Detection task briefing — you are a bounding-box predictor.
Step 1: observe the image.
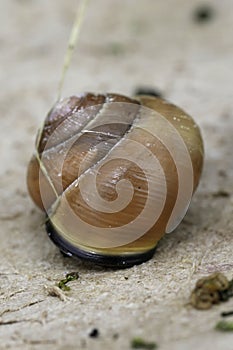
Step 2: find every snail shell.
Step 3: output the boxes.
[27,93,204,267]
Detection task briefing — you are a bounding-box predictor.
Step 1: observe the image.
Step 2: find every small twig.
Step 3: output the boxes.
[35,0,89,153]
[57,0,89,100]
[47,286,67,302]
[212,190,230,198]
[0,289,25,300]
[0,319,41,326]
[23,339,57,345]
[0,299,45,317]
[221,310,233,317]
[0,212,23,220]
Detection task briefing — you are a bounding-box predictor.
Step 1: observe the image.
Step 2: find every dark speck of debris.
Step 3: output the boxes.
[89,328,99,338]
[219,279,233,301]
[218,170,227,178]
[212,190,230,198]
[221,310,233,317]
[134,87,163,98]
[193,5,215,23]
[131,337,157,349]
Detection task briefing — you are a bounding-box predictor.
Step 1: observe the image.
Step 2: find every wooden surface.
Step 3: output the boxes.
[0,0,233,349]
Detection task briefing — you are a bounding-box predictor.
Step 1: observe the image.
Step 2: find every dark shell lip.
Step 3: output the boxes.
[45,220,156,268]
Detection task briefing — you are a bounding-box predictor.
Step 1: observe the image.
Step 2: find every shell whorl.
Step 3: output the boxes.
[27,93,204,254]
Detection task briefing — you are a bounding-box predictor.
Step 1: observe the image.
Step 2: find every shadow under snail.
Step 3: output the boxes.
[27,93,204,267]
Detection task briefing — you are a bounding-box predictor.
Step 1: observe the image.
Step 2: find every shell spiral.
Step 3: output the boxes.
[27,93,204,265]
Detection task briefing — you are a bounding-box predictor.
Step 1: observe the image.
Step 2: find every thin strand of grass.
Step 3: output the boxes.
[57,0,89,101]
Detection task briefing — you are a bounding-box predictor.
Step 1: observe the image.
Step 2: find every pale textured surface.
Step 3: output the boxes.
[0,0,233,349]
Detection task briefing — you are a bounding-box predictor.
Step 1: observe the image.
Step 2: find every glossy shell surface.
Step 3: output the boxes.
[27,93,204,266]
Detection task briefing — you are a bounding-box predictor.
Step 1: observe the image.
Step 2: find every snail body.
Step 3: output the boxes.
[27,93,204,267]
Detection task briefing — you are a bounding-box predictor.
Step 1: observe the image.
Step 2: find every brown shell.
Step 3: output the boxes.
[27,93,204,262]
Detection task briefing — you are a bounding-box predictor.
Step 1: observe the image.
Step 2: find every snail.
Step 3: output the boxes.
[27,92,204,267]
